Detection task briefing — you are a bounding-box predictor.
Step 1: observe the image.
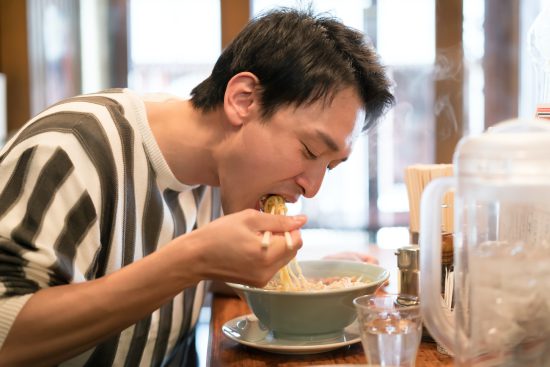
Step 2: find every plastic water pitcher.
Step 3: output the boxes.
[419,119,550,366]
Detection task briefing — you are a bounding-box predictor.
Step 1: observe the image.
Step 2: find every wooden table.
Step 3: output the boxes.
[205,241,454,366]
[207,295,453,366]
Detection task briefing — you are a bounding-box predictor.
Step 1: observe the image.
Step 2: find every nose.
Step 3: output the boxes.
[295,163,327,198]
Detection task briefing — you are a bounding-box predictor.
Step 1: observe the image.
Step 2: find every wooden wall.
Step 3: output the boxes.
[0,0,31,133]
[484,0,519,128]
[435,0,464,164]
[221,0,250,48]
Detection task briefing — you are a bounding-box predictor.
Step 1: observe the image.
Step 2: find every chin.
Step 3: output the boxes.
[220,200,249,215]
[220,190,262,213]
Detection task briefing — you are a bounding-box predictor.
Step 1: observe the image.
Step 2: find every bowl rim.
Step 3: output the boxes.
[226,259,390,296]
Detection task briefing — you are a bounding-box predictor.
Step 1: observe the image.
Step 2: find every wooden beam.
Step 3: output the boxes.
[0,0,30,133]
[435,0,464,164]
[484,0,519,128]
[220,0,250,49]
[108,0,128,87]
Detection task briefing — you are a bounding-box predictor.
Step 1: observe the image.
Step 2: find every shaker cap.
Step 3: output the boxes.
[395,244,420,270]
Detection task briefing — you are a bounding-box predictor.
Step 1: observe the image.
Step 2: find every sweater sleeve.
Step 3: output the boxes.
[0,142,101,348]
[0,295,32,346]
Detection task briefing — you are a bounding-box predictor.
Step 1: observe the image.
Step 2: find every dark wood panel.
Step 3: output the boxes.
[0,0,30,133]
[108,0,128,88]
[484,0,519,128]
[435,0,464,164]
[221,0,250,49]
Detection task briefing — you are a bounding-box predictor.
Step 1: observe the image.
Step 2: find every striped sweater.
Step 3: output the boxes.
[0,89,221,366]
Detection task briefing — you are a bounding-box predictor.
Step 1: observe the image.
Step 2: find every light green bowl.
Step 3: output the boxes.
[227,260,390,339]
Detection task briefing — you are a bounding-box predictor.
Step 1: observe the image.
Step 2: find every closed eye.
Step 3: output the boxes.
[301,143,318,160]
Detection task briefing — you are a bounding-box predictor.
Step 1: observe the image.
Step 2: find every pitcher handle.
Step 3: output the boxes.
[419,177,456,353]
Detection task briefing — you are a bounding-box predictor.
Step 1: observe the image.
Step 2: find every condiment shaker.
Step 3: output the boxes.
[395,244,420,297]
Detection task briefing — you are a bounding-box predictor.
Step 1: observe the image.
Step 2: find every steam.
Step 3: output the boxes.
[433,46,463,140]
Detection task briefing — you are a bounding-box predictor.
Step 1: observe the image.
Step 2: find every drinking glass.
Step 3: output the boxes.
[353,294,422,367]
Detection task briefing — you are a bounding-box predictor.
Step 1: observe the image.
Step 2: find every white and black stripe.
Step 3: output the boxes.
[0,89,221,366]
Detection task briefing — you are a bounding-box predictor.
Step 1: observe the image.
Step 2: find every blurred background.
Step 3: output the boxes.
[1,0,549,246]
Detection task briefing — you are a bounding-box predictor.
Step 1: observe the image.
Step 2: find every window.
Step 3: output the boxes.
[252,0,435,233]
[250,0,550,236]
[127,0,221,96]
[16,0,549,237]
[27,0,81,115]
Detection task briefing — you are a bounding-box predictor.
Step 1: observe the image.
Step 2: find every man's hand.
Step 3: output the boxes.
[172,209,308,288]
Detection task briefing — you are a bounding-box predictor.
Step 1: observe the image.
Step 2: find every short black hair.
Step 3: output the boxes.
[190,8,394,131]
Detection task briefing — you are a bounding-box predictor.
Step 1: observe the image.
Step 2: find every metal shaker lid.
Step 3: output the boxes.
[395,244,420,270]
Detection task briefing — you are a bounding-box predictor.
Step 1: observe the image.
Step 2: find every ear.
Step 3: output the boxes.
[224,72,260,127]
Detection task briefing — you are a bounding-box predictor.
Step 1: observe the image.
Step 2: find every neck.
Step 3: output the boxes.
[147,99,229,186]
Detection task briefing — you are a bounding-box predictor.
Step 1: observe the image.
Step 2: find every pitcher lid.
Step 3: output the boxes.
[455,119,550,179]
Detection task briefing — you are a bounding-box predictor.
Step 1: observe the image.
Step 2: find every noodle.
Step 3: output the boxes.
[261,196,370,291]
[263,195,287,216]
[262,195,306,290]
[264,274,369,291]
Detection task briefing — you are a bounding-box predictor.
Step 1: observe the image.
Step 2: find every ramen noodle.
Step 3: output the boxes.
[263,195,287,216]
[264,274,369,291]
[260,196,374,291]
[261,195,307,290]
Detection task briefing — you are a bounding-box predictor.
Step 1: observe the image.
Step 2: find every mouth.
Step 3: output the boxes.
[258,194,276,209]
[258,194,298,212]
[258,195,273,212]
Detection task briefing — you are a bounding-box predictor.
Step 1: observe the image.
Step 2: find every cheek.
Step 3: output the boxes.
[241,131,281,170]
[240,127,305,178]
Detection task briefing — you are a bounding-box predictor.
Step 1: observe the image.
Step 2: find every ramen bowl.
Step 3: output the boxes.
[226,260,390,339]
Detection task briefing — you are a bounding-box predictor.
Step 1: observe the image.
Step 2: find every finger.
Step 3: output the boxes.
[250,211,308,232]
[286,229,303,250]
[268,230,303,253]
[257,228,302,250]
[270,248,300,276]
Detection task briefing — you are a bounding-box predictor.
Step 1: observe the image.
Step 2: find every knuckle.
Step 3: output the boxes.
[248,279,261,287]
[241,208,258,224]
[258,274,273,286]
[242,208,256,218]
[278,215,290,229]
[250,275,270,288]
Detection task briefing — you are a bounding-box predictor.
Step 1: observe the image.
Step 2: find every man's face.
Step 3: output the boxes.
[218,87,364,214]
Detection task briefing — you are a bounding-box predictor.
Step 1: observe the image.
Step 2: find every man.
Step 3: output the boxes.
[0,8,393,366]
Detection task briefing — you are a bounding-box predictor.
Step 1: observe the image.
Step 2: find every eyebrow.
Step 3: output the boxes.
[315,130,341,152]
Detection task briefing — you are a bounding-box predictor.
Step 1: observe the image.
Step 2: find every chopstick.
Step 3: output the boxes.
[261,206,294,250]
[261,207,275,248]
[284,232,293,249]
